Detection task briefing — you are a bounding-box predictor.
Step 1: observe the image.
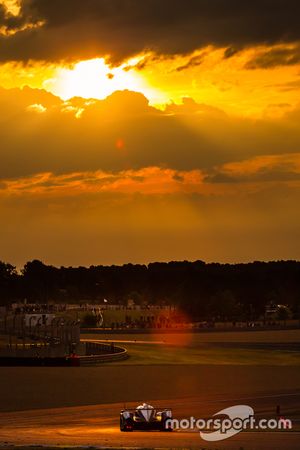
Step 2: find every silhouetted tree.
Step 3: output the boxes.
[0,259,299,322]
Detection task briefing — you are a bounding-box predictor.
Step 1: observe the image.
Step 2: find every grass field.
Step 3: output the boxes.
[110,342,300,365]
[84,329,300,343]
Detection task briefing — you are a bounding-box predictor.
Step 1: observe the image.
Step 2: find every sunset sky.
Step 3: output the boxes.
[0,0,300,267]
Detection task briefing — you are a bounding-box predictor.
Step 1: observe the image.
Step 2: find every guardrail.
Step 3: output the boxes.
[0,343,128,366]
[80,341,128,365]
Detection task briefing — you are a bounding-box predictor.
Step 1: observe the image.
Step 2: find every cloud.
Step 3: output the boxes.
[0,0,300,63]
[2,87,300,181]
[164,97,226,116]
[1,175,300,267]
[223,46,240,59]
[0,0,43,36]
[2,156,300,201]
[26,102,46,113]
[0,85,61,117]
[204,154,300,183]
[1,86,300,265]
[270,79,300,92]
[0,167,205,196]
[246,44,300,69]
[175,54,206,72]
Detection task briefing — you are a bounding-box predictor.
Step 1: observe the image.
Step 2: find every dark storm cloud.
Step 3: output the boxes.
[223,47,240,59]
[0,4,6,22]
[246,45,300,69]
[175,54,205,72]
[1,87,300,180]
[0,0,300,63]
[0,1,35,31]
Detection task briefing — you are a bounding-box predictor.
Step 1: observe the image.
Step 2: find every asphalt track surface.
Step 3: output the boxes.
[0,391,299,449]
[1,330,300,448]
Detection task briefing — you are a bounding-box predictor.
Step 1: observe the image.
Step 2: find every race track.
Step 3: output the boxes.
[0,392,299,449]
[1,331,300,449]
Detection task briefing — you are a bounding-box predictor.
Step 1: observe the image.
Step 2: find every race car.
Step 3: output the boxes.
[120,403,173,431]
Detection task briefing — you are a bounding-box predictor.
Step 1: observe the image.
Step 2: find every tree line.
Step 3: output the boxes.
[0,259,300,321]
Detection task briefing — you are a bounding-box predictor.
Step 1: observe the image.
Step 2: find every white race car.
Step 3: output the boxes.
[120,403,173,431]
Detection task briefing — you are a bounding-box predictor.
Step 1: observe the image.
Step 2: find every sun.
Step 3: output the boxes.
[46,57,166,104]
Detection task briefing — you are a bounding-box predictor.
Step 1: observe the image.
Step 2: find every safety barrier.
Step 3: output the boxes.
[80,341,128,365]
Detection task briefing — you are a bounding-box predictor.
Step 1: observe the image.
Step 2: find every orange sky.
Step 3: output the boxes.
[0,0,300,266]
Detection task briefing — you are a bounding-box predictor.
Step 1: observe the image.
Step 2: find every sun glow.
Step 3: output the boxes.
[47,58,166,104]
[0,0,21,16]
